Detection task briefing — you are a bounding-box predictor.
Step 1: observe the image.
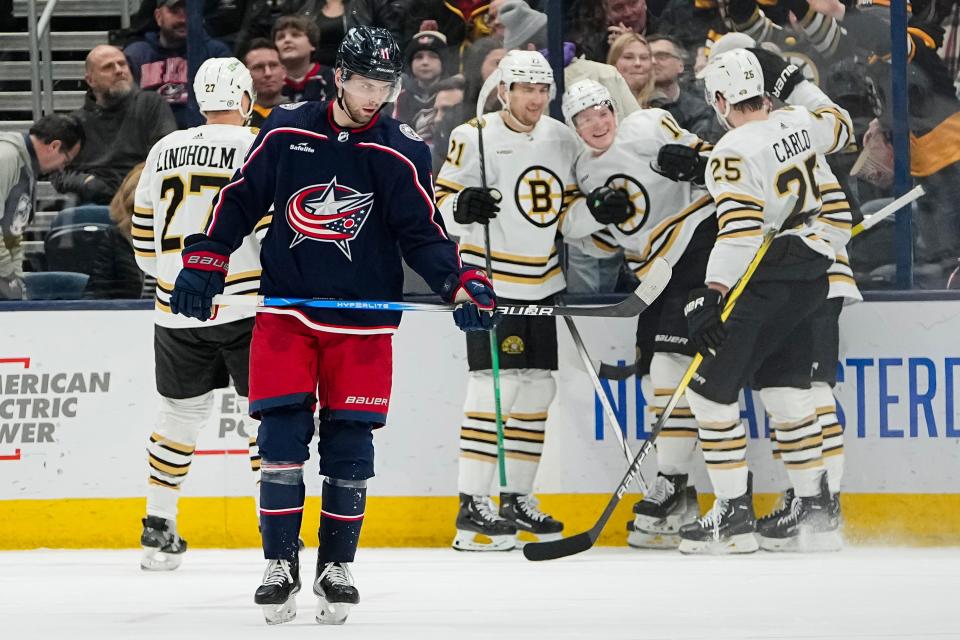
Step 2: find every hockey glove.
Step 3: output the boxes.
[170,234,230,321]
[748,47,804,102]
[684,287,726,356]
[0,273,25,300]
[441,268,500,331]
[453,187,501,225]
[652,143,707,185]
[586,187,632,225]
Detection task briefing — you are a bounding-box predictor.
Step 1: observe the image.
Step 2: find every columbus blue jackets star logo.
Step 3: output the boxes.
[285,178,375,260]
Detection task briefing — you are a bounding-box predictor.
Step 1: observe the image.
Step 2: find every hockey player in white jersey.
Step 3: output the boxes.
[676,48,853,554]
[436,51,598,551]
[133,57,267,570]
[561,79,718,548]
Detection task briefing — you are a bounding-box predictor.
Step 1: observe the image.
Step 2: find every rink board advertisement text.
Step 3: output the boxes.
[0,302,958,548]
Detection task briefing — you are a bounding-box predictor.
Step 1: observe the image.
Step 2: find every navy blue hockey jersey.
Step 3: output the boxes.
[206,100,462,333]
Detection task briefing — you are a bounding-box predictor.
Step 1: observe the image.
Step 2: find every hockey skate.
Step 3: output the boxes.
[314,561,359,625]
[678,474,758,555]
[452,493,517,551]
[627,473,699,549]
[499,493,563,547]
[140,515,187,571]
[758,475,841,552]
[254,558,300,625]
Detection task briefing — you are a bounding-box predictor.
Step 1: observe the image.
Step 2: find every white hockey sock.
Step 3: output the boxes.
[650,353,698,475]
[761,387,824,497]
[686,388,747,499]
[812,382,843,494]
[146,393,212,520]
[458,370,521,496]
[503,370,556,495]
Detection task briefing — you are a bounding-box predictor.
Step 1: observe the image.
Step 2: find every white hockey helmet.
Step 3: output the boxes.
[561,79,614,124]
[194,57,254,119]
[498,50,556,99]
[698,49,764,128]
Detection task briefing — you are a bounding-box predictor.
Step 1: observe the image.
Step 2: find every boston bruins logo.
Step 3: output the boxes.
[515,165,564,228]
[604,173,649,235]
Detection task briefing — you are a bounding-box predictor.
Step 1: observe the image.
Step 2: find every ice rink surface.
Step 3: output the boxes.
[1,547,958,640]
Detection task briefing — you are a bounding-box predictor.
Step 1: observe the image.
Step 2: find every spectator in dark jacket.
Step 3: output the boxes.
[403,0,494,69]
[647,34,723,142]
[273,15,335,102]
[349,0,407,41]
[395,31,448,139]
[85,163,145,299]
[53,45,177,205]
[123,0,232,128]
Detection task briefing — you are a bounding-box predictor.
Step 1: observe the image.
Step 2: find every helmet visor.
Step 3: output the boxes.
[341,75,401,103]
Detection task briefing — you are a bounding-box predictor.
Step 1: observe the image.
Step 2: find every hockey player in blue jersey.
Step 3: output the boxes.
[169,26,497,626]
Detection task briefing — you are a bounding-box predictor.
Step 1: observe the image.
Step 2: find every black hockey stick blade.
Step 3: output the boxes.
[523,530,596,561]
[597,360,638,380]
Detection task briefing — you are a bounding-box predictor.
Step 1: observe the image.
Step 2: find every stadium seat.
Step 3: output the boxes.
[22,271,90,300]
[50,205,112,231]
[44,223,112,275]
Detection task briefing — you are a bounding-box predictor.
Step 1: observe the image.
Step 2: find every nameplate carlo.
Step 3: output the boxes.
[495,305,554,316]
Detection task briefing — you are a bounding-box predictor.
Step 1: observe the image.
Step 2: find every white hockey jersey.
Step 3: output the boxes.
[569,108,716,278]
[435,112,598,301]
[133,124,268,328]
[813,159,861,302]
[703,82,854,288]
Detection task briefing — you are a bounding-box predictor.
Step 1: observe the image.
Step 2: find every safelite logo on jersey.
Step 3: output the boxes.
[285,178,375,260]
[0,357,111,462]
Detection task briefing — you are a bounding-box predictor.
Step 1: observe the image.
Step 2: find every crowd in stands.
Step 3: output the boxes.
[4,0,960,300]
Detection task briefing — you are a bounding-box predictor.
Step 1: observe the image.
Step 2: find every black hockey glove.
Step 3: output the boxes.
[0,273,25,300]
[652,143,707,185]
[748,47,804,102]
[684,287,726,356]
[170,234,230,321]
[586,186,632,225]
[453,187,501,225]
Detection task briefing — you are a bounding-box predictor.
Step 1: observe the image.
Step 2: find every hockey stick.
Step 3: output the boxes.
[212,260,671,317]
[562,315,648,490]
[523,230,776,561]
[579,184,926,380]
[851,185,924,237]
[475,70,507,488]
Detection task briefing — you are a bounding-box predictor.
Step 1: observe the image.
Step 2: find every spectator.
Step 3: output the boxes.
[123,0,232,129]
[53,45,177,205]
[462,36,506,113]
[85,163,145,300]
[567,0,651,63]
[498,0,640,120]
[348,0,408,42]
[308,0,349,67]
[273,15,336,102]
[647,34,723,142]
[404,0,494,68]
[0,115,84,300]
[242,38,290,127]
[607,32,656,107]
[430,75,467,173]
[395,31,449,138]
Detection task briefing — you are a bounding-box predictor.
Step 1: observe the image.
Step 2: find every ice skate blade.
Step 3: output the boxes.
[678,532,759,555]
[260,597,297,625]
[513,531,562,549]
[626,528,681,549]
[316,598,353,625]
[140,547,183,571]
[760,529,843,553]
[452,529,516,552]
[631,511,696,536]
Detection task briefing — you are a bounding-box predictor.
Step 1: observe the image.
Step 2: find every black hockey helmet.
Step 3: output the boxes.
[337,26,403,83]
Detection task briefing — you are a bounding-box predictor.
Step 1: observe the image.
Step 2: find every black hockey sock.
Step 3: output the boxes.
[318,477,366,565]
[259,463,306,562]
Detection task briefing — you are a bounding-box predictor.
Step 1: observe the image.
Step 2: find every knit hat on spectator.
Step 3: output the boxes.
[500,1,548,51]
[405,30,448,67]
[159,0,184,7]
